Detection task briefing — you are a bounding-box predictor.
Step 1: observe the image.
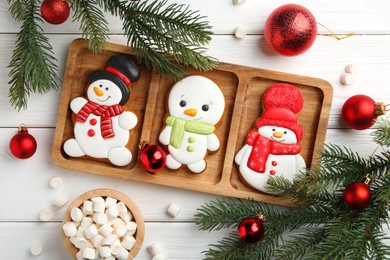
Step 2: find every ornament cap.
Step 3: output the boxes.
[374,102,386,116]
[18,123,28,133]
[363,174,372,185]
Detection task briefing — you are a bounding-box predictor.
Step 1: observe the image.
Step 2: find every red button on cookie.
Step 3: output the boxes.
[88,129,95,137]
[272,161,277,166]
[269,170,276,175]
[89,119,97,125]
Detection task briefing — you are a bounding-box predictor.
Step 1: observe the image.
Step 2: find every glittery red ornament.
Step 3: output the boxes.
[139,142,166,173]
[342,95,386,130]
[237,215,265,244]
[9,124,37,159]
[343,182,372,210]
[264,4,317,56]
[41,0,70,25]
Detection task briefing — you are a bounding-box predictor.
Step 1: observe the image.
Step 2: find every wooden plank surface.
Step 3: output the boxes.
[0,0,389,259]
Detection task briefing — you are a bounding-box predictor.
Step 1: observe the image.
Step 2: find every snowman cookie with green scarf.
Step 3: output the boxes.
[159,75,225,173]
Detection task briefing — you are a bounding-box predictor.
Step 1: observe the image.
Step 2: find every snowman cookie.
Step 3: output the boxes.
[63,55,141,166]
[235,83,306,193]
[159,75,225,173]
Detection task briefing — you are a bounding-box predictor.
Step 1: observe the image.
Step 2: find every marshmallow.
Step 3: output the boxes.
[106,206,119,221]
[116,247,129,260]
[105,197,117,208]
[30,244,43,256]
[71,207,83,223]
[167,203,181,217]
[111,218,125,229]
[53,195,69,208]
[80,217,93,228]
[104,256,116,260]
[102,234,118,246]
[76,226,86,238]
[148,242,161,256]
[76,250,84,260]
[114,225,127,238]
[91,233,104,248]
[116,202,128,215]
[63,221,78,237]
[340,72,355,85]
[126,221,137,235]
[98,224,114,237]
[234,26,247,39]
[39,208,53,221]
[153,254,167,260]
[93,213,108,225]
[85,224,99,239]
[119,211,133,223]
[98,246,111,258]
[82,247,96,259]
[82,200,94,215]
[233,0,246,5]
[110,240,123,256]
[122,235,136,251]
[91,197,105,204]
[70,236,88,249]
[49,176,63,188]
[93,200,106,213]
[345,63,360,74]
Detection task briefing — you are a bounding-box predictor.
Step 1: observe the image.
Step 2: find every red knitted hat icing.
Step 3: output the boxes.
[256,84,304,141]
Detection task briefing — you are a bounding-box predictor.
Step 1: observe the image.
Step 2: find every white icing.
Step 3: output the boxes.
[235,126,305,194]
[159,76,225,173]
[64,79,137,166]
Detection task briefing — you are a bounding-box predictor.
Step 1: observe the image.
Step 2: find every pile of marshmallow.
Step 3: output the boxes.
[62,196,137,260]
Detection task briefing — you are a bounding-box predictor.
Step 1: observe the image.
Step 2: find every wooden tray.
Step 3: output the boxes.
[52,39,333,207]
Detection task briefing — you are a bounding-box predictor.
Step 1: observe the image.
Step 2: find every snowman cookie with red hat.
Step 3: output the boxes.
[235,83,306,193]
[63,55,140,166]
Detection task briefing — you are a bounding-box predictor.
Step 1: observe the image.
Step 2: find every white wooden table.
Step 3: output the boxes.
[1,1,389,259]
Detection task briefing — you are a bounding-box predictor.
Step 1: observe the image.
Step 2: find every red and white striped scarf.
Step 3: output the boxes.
[76,101,123,139]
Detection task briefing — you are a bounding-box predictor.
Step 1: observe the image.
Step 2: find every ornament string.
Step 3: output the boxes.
[316,22,356,40]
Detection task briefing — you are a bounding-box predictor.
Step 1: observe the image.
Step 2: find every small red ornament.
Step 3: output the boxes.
[9,124,37,159]
[342,95,386,130]
[41,0,70,25]
[139,141,166,173]
[237,214,265,244]
[264,4,317,56]
[343,177,372,210]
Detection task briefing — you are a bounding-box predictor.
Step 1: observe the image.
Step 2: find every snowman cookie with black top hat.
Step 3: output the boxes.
[235,83,306,193]
[63,55,140,166]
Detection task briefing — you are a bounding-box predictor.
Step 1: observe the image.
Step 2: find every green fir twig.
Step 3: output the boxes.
[8,0,60,110]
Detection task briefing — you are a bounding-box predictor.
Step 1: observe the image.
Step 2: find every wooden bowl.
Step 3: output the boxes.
[62,189,145,259]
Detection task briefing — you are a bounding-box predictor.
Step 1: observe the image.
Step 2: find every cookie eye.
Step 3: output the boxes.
[284,131,287,134]
[99,84,103,88]
[179,100,186,107]
[105,87,109,91]
[272,128,275,131]
[202,104,209,111]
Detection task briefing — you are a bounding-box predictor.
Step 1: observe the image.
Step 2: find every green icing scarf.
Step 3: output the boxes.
[166,116,215,149]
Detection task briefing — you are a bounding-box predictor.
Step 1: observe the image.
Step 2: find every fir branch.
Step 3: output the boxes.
[96,0,217,79]
[71,0,109,53]
[273,228,326,260]
[203,233,249,260]
[8,0,59,110]
[372,116,390,147]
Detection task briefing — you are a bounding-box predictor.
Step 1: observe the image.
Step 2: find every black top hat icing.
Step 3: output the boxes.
[88,55,141,105]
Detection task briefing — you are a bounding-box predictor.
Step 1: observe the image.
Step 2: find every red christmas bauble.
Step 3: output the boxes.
[139,143,166,173]
[41,0,70,25]
[343,182,372,210]
[237,215,265,244]
[9,126,37,159]
[341,95,386,130]
[264,4,317,56]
